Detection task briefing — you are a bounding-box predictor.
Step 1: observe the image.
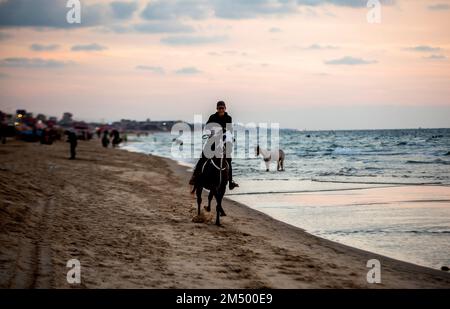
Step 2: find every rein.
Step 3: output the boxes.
[202,158,229,172]
[211,159,228,171]
[201,134,229,187]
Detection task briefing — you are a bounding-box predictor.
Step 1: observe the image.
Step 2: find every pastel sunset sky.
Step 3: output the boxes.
[0,0,449,129]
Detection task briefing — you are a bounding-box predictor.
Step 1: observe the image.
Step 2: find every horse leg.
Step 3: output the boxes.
[277,160,281,171]
[215,193,222,226]
[196,187,203,216]
[281,159,285,171]
[265,161,270,172]
[217,187,228,223]
[219,201,227,217]
[205,190,213,212]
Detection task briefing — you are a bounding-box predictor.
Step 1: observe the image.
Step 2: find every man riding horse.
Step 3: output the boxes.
[189,101,239,190]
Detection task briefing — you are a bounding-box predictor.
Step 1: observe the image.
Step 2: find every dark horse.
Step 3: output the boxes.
[191,136,229,226]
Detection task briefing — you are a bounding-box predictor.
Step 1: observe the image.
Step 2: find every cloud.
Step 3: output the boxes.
[304,43,339,50]
[136,65,165,74]
[71,43,108,52]
[161,35,228,45]
[110,1,139,19]
[30,44,60,52]
[424,54,447,60]
[133,22,194,33]
[0,32,11,40]
[296,0,394,7]
[213,0,395,19]
[269,27,282,33]
[175,67,202,74]
[141,0,210,20]
[141,0,394,22]
[427,3,450,11]
[0,72,9,79]
[0,0,107,28]
[406,45,442,52]
[98,21,195,34]
[325,56,377,65]
[0,0,397,30]
[212,0,298,19]
[0,57,70,68]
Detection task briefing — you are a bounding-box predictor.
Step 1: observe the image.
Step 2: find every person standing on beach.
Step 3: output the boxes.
[102,130,110,148]
[189,101,239,190]
[65,131,78,160]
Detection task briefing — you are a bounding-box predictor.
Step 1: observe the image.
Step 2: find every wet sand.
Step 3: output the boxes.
[0,140,449,288]
[228,181,450,270]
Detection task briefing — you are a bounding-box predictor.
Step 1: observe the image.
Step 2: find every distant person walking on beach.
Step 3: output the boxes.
[189,101,239,190]
[0,124,6,144]
[102,130,110,148]
[65,131,78,160]
[0,112,6,144]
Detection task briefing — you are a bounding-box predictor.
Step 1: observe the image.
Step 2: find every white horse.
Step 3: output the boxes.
[256,145,285,172]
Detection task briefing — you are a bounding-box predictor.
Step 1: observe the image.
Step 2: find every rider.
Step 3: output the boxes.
[189,101,239,190]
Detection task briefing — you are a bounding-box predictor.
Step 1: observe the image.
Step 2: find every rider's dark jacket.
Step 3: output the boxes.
[206,112,232,133]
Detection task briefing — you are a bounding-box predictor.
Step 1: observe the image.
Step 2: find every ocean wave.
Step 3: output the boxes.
[324,229,450,236]
[332,147,359,155]
[406,159,450,165]
[318,167,358,176]
[311,178,443,185]
[322,148,411,156]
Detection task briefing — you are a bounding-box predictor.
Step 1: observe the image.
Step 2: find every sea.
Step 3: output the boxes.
[121,128,450,270]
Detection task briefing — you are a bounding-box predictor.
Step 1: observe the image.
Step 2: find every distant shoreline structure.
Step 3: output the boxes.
[1,108,449,134]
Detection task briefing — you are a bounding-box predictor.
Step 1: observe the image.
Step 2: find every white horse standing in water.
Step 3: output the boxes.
[256,145,285,172]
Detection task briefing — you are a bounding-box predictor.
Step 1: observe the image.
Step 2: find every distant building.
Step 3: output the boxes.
[36,114,47,122]
[16,109,26,117]
[110,118,178,132]
[59,112,73,127]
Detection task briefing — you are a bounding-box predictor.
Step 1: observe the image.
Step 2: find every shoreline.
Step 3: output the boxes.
[0,140,449,288]
[123,141,450,271]
[162,156,450,278]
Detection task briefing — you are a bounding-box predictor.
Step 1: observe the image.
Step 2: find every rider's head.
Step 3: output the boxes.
[217,101,226,117]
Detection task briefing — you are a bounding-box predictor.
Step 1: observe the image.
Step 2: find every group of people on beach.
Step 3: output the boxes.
[66,128,125,160]
[100,129,124,149]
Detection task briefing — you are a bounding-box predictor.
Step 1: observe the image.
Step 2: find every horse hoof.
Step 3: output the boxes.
[220,211,227,217]
[204,206,211,212]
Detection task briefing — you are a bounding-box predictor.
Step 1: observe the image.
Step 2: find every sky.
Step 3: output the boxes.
[0,0,449,130]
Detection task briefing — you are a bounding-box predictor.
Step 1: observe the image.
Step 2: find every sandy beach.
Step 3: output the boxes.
[1,140,449,288]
